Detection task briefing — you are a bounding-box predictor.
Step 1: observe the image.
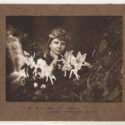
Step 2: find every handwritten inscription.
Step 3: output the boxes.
[28,106,96,113]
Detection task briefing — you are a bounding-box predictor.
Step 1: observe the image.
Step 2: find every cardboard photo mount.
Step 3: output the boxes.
[0,4,125,121]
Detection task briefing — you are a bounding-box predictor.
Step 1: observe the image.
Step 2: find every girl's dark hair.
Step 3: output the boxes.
[45,28,71,56]
[48,28,71,44]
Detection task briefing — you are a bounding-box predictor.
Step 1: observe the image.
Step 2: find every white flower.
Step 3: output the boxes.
[40,84,46,89]
[34,82,38,88]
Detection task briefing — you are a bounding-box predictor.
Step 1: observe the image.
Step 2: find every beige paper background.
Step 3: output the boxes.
[0,4,125,121]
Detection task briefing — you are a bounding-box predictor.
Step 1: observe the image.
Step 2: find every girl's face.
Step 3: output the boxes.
[49,38,66,56]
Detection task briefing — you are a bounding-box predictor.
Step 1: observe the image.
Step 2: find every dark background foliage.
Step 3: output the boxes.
[6,16,122,102]
[6,16,116,56]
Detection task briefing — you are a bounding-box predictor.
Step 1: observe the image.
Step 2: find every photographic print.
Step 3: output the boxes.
[6,16,122,102]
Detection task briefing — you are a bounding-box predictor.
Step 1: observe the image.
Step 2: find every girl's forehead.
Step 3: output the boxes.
[52,38,66,43]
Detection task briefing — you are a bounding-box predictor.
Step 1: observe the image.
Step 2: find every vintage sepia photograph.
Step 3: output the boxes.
[6,16,122,102]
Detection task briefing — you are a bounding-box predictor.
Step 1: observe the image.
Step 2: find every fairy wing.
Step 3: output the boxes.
[70,54,76,65]
[76,51,82,59]
[63,50,73,64]
[77,53,87,64]
[37,58,47,67]
[81,53,87,63]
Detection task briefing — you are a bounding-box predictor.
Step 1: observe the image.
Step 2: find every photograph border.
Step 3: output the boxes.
[0,4,125,121]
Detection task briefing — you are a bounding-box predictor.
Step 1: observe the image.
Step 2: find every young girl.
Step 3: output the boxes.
[43,28,71,65]
[40,28,71,82]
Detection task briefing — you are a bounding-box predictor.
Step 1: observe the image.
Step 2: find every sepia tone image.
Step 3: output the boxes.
[6,16,122,102]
